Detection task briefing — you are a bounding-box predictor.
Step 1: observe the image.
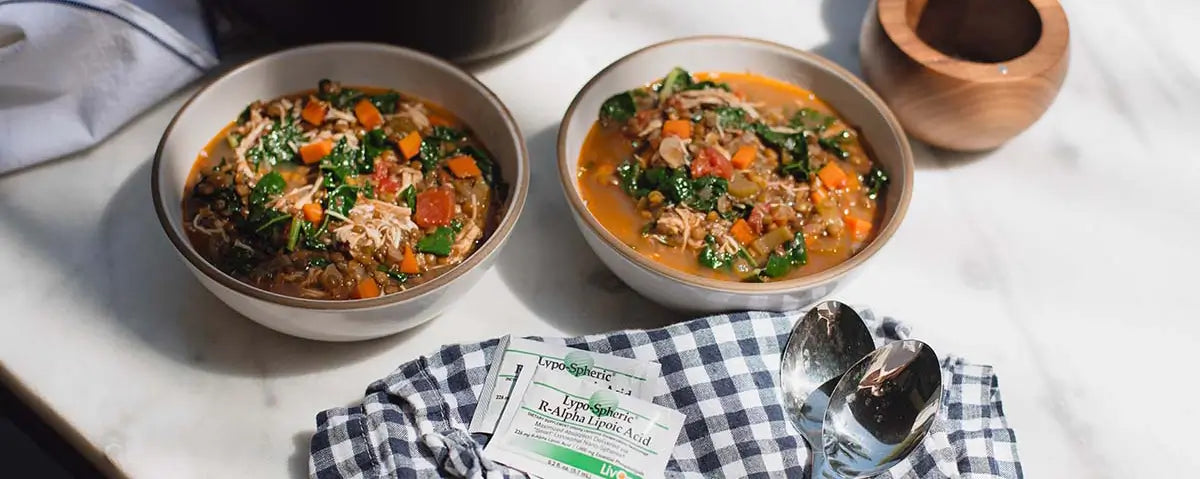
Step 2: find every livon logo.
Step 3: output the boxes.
[599,462,627,479]
[587,390,618,417]
[563,351,594,377]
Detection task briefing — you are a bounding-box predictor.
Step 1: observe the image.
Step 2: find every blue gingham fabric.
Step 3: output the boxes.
[309,310,1022,478]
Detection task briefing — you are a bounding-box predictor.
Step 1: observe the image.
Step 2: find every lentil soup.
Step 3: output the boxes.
[183,79,505,300]
[577,69,889,282]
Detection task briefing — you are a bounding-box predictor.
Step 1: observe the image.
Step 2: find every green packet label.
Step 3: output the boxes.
[468,336,663,435]
[484,365,685,479]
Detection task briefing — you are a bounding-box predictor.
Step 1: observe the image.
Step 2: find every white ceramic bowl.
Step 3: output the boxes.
[558,36,913,313]
[152,43,528,341]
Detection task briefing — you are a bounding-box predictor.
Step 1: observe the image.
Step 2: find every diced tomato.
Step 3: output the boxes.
[370,162,399,192]
[378,176,399,193]
[414,188,455,228]
[747,203,768,235]
[690,146,734,180]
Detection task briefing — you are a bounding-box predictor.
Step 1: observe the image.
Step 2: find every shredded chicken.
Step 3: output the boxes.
[675,89,762,119]
[332,199,417,258]
[637,118,664,138]
[449,221,483,262]
[398,103,431,131]
[189,209,227,240]
[233,120,270,183]
[273,175,324,212]
[327,107,356,124]
[396,166,424,193]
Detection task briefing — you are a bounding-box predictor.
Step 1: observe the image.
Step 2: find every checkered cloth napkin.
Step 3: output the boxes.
[309,310,1022,478]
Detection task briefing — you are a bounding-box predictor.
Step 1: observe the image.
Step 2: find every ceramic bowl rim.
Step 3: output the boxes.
[151,42,529,310]
[556,35,913,294]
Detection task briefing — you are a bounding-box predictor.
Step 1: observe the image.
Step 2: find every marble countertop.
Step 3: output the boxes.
[1,0,1197,477]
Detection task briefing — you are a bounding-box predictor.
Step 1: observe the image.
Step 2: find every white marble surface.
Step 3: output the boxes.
[1,0,1197,477]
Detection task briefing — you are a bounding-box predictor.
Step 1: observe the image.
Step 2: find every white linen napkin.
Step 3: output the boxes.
[0,0,217,174]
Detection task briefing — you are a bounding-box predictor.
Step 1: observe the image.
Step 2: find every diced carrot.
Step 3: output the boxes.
[445,155,482,178]
[731,145,757,170]
[662,119,692,138]
[299,139,334,165]
[398,131,421,159]
[301,99,327,125]
[302,203,323,223]
[810,187,829,206]
[354,99,384,130]
[729,219,756,245]
[399,244,420,274]
[845,171,862,190]
[844,215,873,242]
[817,162,848,189]
[353,278,381,299]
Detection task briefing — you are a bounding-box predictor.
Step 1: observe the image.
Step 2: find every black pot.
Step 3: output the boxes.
[222,0,583,62]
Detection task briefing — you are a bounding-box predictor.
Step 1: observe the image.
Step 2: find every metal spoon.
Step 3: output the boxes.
[779,301,876,474]
[815,339,942,478]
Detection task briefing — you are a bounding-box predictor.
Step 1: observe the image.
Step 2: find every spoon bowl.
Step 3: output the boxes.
[819,340,942,477]
[779,301,876,461]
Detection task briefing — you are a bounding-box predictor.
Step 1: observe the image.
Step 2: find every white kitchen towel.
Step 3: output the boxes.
[0,0,217,173]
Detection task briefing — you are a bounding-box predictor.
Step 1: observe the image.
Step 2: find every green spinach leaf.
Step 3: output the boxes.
[320,137,372,186]
[599,91,636,124]
[658,67,693,102]
[362,128,391,161]
[377,264,410,283]
[789,108,836,132]
[369,91,401,114]
[714,107,749,130]
[325,184,359,218]
[317,79,364,110]
[400,185,417,210]
[248,171,286,208]
[430,126,465,142]
[687,80,731,92]
[863,166,889,200]
[616,160,643,196]
[416,226,456,256]
[686,176,728,212]
[817,130,853,159]
[698,235,732,269]
[246,118,302,170]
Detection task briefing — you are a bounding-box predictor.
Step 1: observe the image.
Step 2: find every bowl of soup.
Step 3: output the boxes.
[558,36,913,312]
[153,43,528,341]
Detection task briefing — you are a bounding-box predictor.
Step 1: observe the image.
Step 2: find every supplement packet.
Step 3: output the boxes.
[469,336,662,435]
[485,365,684,479]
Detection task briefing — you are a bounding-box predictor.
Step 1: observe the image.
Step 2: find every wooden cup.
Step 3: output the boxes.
[859,0,1069,151]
